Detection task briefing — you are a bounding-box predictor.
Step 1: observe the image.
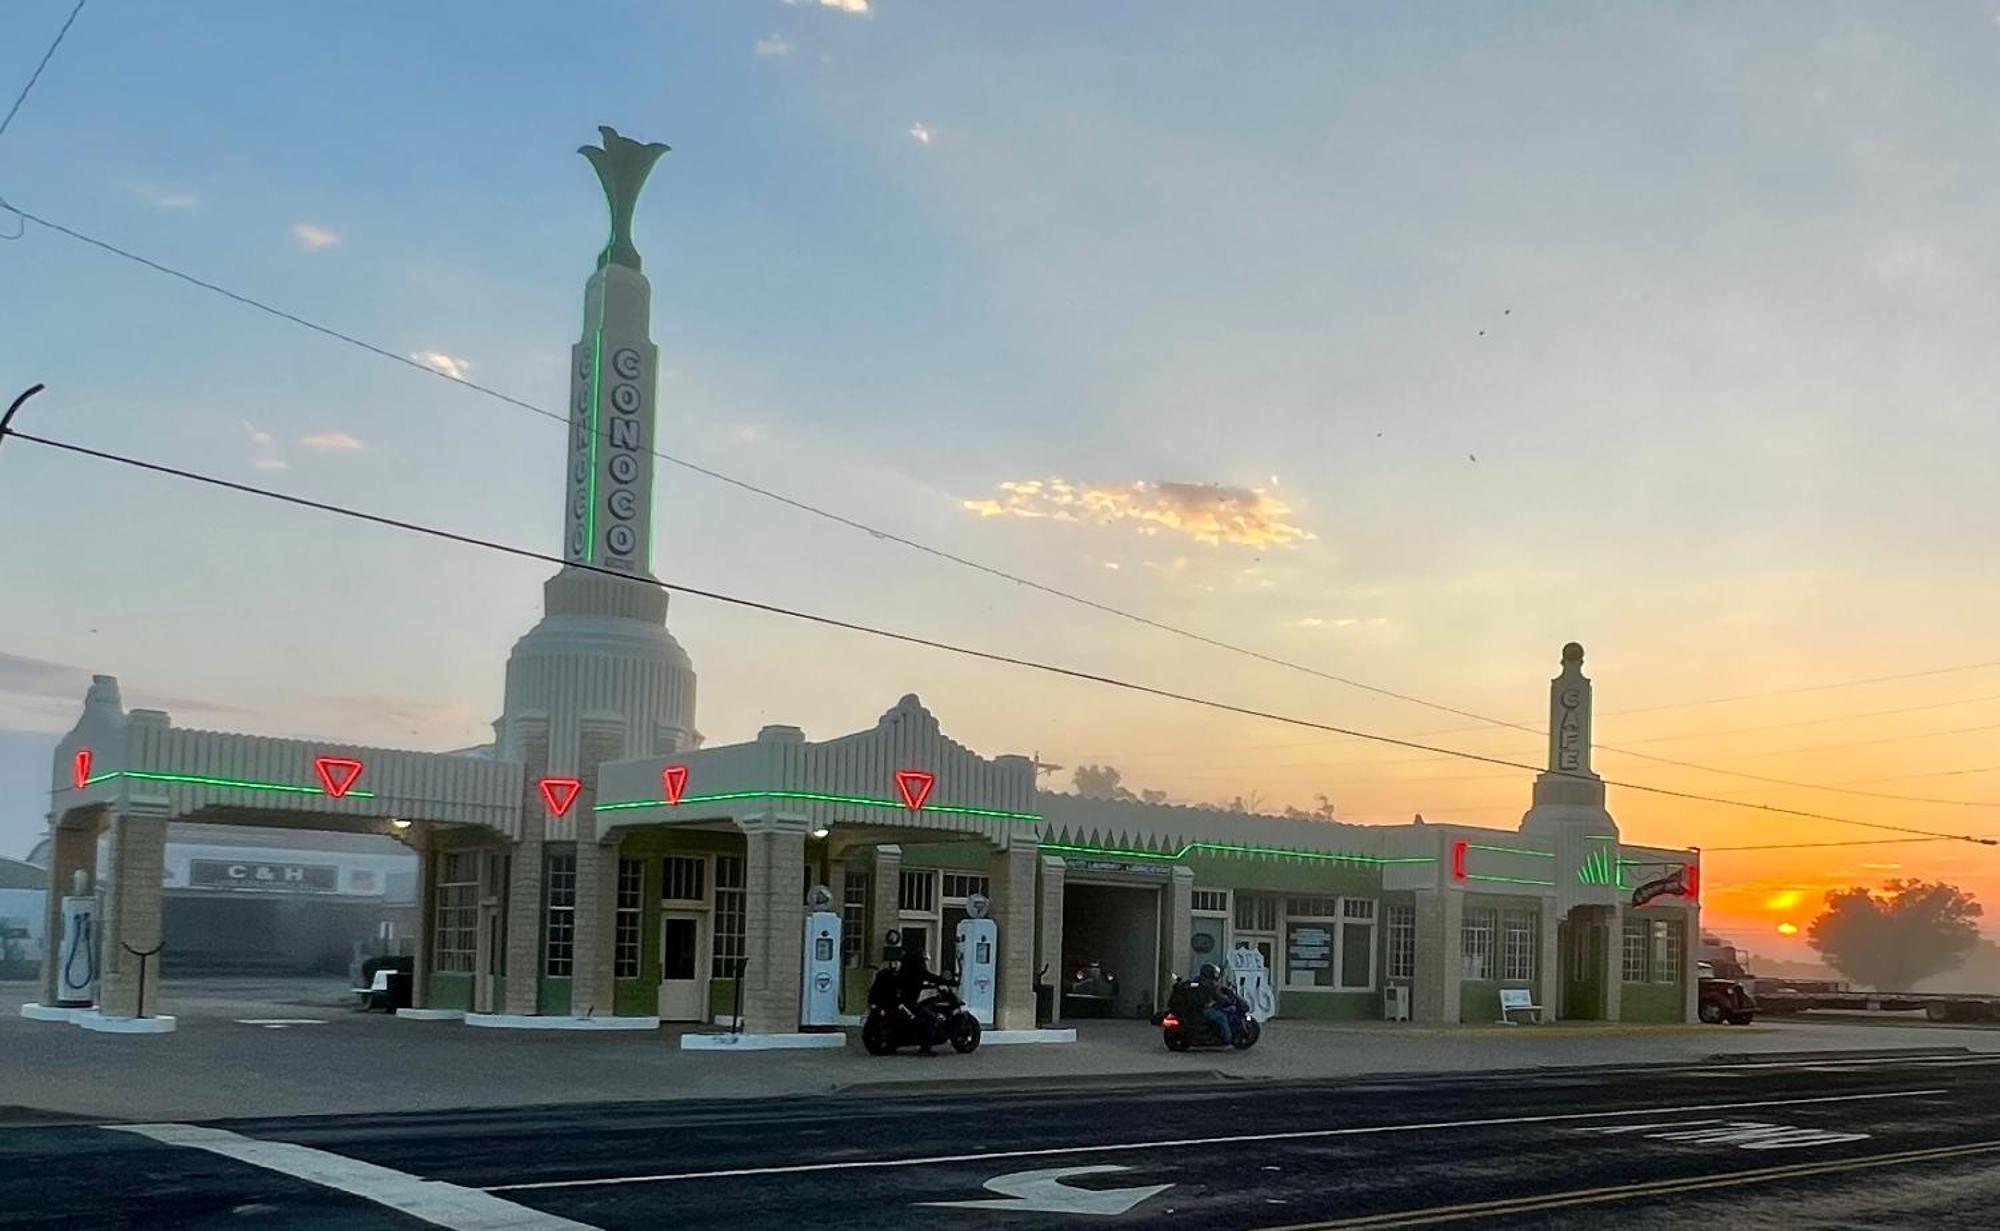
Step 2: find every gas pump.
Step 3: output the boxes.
[954,892,998,1025]
[57,869,99,1008]
[799,885,843,1027]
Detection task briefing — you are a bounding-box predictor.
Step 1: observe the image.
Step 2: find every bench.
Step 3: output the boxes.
[351,969,392,1012]
[1498,987,1544,1025]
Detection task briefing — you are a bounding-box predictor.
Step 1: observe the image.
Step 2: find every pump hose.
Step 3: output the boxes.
[61,912,96,994]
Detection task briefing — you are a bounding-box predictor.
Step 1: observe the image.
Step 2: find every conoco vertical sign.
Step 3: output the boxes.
[565,269,658,573]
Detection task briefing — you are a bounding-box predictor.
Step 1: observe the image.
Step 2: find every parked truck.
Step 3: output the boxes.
[1699,938,2000,1023]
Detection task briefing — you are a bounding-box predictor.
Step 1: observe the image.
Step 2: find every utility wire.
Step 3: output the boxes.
[1702,837,1985,852]
[11,195,1968,767]
[4,422,1995,850]
[0,0,86,143]
[12,200,1998,810]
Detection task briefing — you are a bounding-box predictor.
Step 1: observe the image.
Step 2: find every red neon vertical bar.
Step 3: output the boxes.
[1451,839,1468,880]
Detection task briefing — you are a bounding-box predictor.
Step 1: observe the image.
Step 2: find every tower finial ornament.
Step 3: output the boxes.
[579,126,670,272]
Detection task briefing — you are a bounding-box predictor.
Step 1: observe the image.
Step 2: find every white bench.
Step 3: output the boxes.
[351,969,391,1011]
[1498,987,1544,1024]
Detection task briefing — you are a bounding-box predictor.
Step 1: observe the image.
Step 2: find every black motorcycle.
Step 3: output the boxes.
[1155,977,1261,1051]
[861,968,983,1056]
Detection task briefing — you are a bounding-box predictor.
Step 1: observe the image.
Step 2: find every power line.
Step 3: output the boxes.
[1701,837,1989,852]
[10,200,1998,811]
[0,0,86,143]
[4,421,1995,851]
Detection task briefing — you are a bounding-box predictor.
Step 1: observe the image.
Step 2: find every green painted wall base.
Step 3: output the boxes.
[1619,981,1684,1022]
[1279,990,1380,1020]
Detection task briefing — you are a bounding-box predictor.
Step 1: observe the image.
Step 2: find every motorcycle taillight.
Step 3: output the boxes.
[1161,1013,1180,1028]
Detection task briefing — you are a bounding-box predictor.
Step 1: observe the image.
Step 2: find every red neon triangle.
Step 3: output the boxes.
[73,748,93,790]
[895,769,935,812]
[314,756,365,799]
[539,777,583,818]
[663,765,689,806]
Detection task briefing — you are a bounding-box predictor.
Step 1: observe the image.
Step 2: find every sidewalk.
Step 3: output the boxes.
[7,979,1997,1124]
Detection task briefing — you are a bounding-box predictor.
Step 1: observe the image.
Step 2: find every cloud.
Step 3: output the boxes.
[254,458,290,471]
[961,478,1315,548]
[242,420,286,470]
[410,350,472,380]
[734,424,767,445]
[0,652,260,719]
[242,421,273,447]
[291,222,340,252]
[300,431,364,452]
[755,33,795,57]
[784,0,869,12]
[126,181,198,210]
[907,121,935,145]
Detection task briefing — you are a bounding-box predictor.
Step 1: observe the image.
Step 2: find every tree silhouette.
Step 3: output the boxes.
[1805,879,1983,990]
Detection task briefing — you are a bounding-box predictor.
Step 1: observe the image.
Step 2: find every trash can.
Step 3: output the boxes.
[1035,981,1054,1027]
[385,970,414,1011]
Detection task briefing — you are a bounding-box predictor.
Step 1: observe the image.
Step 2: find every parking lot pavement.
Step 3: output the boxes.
[8,978,2000,1124]
[4,1053,1998,1228]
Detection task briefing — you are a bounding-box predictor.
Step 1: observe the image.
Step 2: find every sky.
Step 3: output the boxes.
[2,2,1997,957]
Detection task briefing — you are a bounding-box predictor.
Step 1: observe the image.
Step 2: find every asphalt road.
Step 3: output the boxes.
[5,1049,1999,1228]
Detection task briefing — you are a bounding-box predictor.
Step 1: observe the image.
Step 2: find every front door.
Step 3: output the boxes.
[658,911,707,1022]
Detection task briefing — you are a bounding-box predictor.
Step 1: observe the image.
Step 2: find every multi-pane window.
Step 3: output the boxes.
[1192,889,1229,914]
[941,873,989,902]
[842,872,870,967]
[1461,908,1496,980]
[613,858,643,978]
[1385,904,1416,980]
[434,851,479,973]
[1652,919,1683,985]
[1622,919,1651,983]
[899,870,937,913]
[1282,897,1377,990]
[712,854,746,979]
[543,852,576,976]
[662,855,705,903]
[1235,894,1278,933]
[1501,911,1538,982]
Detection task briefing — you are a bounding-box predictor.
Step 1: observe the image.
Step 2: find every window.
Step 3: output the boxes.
[614,858,643,978]
[1622,919,1651,983]
[1385,904,1415,980]
[941,873,988,902]
[1283,897,1377,990]
[1192,888,1229,915]
[899,870,937,914]
[1461,908,1496,980]
[543,852,576,976]
[1501,911,1538,983]
[1235,894,1278,933]
[712,855,746,979]
[842,872,870,968]
[662,855,705,902]
[1652,919,1683,984]
[434,851,479,974]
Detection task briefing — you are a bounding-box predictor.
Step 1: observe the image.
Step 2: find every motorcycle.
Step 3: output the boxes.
[1154,976,1261,1051]
[861,966,983,1056]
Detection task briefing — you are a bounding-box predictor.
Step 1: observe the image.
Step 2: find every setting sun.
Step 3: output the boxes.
[1776,923,1800,936]
[1764,891,1806,911]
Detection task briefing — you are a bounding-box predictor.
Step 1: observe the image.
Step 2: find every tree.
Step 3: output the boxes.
[1805,879,1983,990]
[1072,764,1134,800]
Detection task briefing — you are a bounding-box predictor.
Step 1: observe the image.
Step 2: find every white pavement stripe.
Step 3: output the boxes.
[111,1123,596,1230]
[485,1088,1948,1193]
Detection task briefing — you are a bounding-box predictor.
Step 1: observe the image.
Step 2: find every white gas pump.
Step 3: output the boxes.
[57,869,99,1008]
[1226,942,1276,1023]
[954,892,998,1025]
[799,885,843,1027]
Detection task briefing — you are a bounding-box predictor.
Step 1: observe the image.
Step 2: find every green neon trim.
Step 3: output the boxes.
[1467,844,1554,858]
[1040,839,1435,866]
[584,250,609,565]
[87,769,375,799]
[1585,834,1619,840]
[1465,873,1557,887]
[595,789,1042,823]
[1577,845,1617,885]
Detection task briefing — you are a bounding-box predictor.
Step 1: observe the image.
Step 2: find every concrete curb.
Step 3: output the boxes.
[74,1011,177,1034]
[465,1013,660,1031]
[837,1069,1231,1097]
[394,1008,466,1022]
[1708,1046,1973,1064]
[18,1003,91,1023]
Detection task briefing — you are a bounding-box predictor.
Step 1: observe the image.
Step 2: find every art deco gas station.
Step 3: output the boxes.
[26,128,1703,1041]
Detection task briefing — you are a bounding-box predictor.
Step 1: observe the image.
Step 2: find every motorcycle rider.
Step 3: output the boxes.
[896,936,952,1055]
[1195,963,1237,1045]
